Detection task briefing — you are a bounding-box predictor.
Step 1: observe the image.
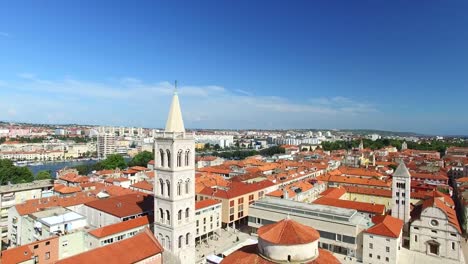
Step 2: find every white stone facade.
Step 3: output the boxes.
[409,206,462,262]
[363,233,401,264]
[195,202,221,241]
[258,239,319,262]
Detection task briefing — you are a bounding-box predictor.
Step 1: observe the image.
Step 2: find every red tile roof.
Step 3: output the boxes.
[84,193,153,218]
[344,186,393,198]
[15,193,98,216]
[196,156,219,162]
[195,199,221,210]
[57,228,163,264]
[130,180,153,192]
[54,184,82,194]
[319,187,346,199]
[59,173,89,183]
[130,166,149,171]
[220,245,339,264]
[258,218,319,245]
[323,174,391,188]
[146,171,155,178]
[88,216,151,238]
[365,215,403,238]
[314,197,386,215]
[198,180,275,199]
[338,166,384,178]
[0,237,58,264]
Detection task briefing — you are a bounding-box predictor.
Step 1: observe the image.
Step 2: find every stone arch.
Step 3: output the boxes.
[166,235,171,250]
[185,178,190,194]
[177,149,183,167]
[177,180,182,196]
[159,208,164,223]
[166,180,171,196]
[178,235,184,248]
[178,209,182,221]
[159,149,165,167]
[159,179,165,196]
[166,149,171,168]
[185,149,190,166]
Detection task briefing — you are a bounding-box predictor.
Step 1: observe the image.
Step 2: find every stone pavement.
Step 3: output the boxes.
[195,228,256,263]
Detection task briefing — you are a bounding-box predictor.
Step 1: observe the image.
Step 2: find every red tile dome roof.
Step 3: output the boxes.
[258,218,320,245]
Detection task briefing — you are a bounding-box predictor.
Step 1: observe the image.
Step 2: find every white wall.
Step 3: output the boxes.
[362,232,400,264]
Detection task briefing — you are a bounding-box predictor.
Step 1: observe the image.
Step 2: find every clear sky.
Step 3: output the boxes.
[0,1,467,135]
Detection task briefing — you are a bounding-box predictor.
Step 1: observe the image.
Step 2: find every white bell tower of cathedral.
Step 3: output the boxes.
[154,87,196,263]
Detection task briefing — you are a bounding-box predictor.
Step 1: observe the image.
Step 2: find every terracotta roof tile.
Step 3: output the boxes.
[319,187,346,199]
[88,216,152,238]
[130,180,153,192]
[198,180,274,199]
[258,218,319,245]
[314,197,385,215]
[195,199,221,210]
[84,193,153,218]
[15,193,97,216]
[57,228,163,264]
[365,215,403,238]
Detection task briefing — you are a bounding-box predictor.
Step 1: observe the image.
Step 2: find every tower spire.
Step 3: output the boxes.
[165,81,185,133]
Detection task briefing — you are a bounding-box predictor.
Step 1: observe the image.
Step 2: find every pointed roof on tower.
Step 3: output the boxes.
[165,86,185,133]
[393,162,411,178]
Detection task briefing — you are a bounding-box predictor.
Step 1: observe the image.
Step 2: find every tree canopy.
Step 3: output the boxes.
[36,170,52,180]
[100,154,127,170]
[321,138,468,157]
[259,146,285,156]
[0,159,34,185]
[128,151,153,167]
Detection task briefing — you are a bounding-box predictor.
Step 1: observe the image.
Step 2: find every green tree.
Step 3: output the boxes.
[36,170,52,180]
[259,146,285,156]
[100,154,127,169]
[214,144,221,150]
[0,159,34,185]
[204,143,211,149]
[128,151,153,167]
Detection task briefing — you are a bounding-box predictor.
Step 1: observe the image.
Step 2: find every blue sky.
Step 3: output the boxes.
[0,1,467,135]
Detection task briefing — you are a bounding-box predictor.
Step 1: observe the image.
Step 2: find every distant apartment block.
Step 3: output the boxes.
[97,132,116,158]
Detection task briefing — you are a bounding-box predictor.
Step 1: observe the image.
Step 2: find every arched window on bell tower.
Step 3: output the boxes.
[159,208,164,223]
[177,149,183,167]
[166,235,171,250]
[159,149,165,167]
[166,149,171,168]
[166,180,171,197]
[185,149,190,166]
[166,210,170,224]
[177,181,182,196]
[185,179,190,194]
[186,233,190,246]
[178,235,183,248]
[159,179,164,196]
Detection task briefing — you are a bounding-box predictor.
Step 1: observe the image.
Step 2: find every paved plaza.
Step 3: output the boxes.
[195,227,256,263]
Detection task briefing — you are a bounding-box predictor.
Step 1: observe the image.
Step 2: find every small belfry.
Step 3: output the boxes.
[391,162,411,228]
[153,83,196,263]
